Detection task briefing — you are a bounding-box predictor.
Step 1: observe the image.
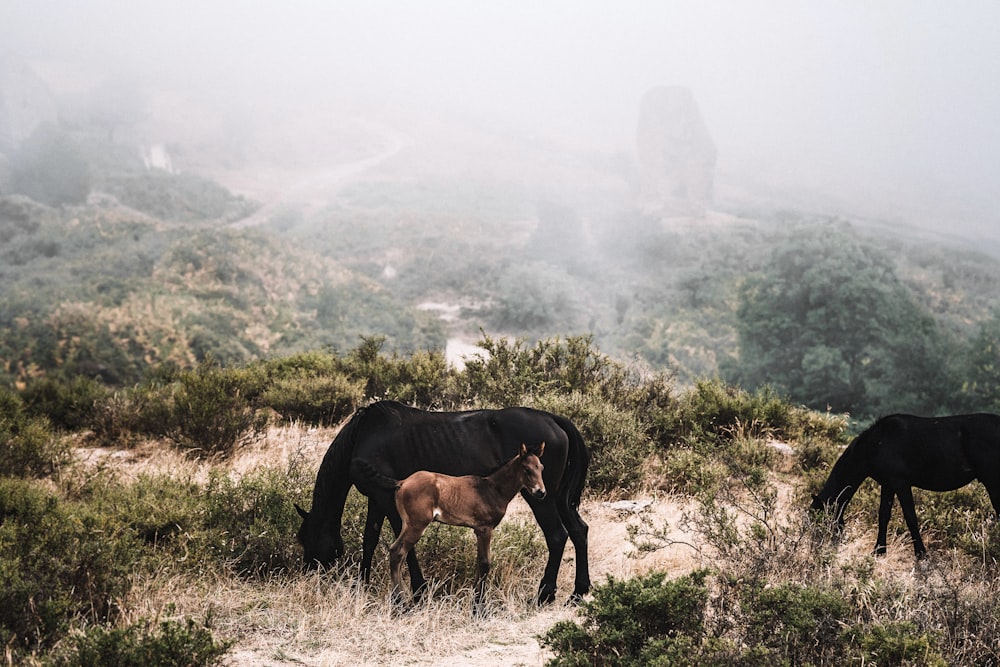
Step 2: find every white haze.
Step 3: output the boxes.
[2,0,998,239]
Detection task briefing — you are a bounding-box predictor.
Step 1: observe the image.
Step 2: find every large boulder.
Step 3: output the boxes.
[636,86,716,217]
[0,55,58,156]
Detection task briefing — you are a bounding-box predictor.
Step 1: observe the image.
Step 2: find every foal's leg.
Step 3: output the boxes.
[472,526,494,616]
[895,486,927,557]
[388,519,429,607]
[875,485,894,556]
[387,512,428,600]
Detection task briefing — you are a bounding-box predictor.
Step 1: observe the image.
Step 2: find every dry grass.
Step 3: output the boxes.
[69,424,1000,665]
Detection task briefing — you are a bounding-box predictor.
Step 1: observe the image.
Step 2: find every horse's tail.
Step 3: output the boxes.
[354,459,400,491]
[553,414,590,508]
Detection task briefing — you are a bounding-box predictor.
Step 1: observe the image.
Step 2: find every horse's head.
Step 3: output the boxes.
[295,502,344,570]
[519,442,546,500]
[809,489,851,530]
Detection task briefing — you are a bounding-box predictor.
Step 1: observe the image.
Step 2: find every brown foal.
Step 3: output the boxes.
[388,443,546,613]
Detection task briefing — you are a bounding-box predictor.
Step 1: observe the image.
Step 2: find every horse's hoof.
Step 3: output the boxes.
[535,590,556,606]
[873,546,887,557]
[566,592,585,606]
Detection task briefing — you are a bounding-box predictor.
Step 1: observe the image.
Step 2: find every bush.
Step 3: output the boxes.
[21,375,108,431]
[540,570,711,667]
[0,388,69,477]
[260,373,362,425]
[0,478,138,655]
[200,464,312,576]
[344,335,456,407]
[48,616,231,667]
[168,361,268,456]
[533,391,653,494]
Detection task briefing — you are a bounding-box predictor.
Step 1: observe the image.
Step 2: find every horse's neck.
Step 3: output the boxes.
[485,460,525,502]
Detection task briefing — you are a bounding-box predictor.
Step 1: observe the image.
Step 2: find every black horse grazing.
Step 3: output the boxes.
[295,400,590,604]
[811,413,1000,557]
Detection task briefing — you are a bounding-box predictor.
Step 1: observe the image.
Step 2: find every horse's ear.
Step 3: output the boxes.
[538,442,545,456]
[295,503,309,520]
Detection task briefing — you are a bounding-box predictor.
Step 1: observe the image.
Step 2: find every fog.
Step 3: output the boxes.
[3,0,999,238]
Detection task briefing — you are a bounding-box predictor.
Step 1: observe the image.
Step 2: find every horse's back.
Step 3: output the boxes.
[352,401,570,484]
[865,413,1000,490]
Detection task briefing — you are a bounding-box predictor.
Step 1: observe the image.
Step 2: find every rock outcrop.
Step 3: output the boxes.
[636,86,716,217]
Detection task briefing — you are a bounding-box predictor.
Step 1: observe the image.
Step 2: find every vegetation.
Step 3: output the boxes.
[5,337,1000,663]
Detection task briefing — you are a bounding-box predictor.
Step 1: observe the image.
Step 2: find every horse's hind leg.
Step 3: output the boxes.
[526,499,568,605]
[875,485,894,556]
[556,497,590,602]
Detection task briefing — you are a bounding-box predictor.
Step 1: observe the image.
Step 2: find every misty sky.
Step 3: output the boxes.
[2,1,998,227]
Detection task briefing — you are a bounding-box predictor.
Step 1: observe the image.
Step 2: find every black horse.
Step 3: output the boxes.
[811,413,1000,557]
[295,400,591,604]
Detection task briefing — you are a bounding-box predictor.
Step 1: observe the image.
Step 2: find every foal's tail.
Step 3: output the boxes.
[553,414,590,508]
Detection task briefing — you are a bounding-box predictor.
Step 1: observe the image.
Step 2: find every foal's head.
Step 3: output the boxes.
[518,442,546,500]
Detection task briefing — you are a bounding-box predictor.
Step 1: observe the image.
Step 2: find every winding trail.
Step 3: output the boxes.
[228,124,409,229]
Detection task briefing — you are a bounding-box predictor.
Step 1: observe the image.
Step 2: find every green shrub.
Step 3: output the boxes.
[848,622,946,667]
[0,388,69,477]
[260,373,362,425]
[200,461,314,576]
[533,392,653,494]
[168,361,268,456]
[0,478,138,655]
[344,336,455,407]
[48,616,231,667]
[540,570,710,667]
[460,335,637,408]
[740,583,852,664]
[21,375,108,431]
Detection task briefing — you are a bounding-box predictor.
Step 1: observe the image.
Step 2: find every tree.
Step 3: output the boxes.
[725,224,954,418]
[9,123,91,206]
[961,310,1000,412]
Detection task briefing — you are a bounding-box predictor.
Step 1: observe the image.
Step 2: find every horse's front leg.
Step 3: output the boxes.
[875,485,894,555]
[895,486,927,558]
[472,526,494,616]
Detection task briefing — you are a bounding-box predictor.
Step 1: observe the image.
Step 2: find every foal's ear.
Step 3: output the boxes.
[520,443,528,457]
[538,442,545,456]
[295,503,309,520]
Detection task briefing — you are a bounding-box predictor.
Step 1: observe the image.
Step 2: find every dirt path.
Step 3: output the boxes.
[227,124,409,229]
